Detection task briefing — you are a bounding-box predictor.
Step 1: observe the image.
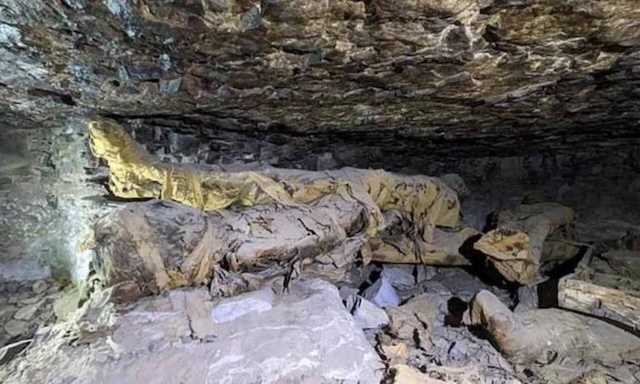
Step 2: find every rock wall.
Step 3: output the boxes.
[0,119,107,283]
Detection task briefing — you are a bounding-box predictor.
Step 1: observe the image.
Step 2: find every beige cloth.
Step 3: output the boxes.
[473,203,580,284]
[88,120,461,242]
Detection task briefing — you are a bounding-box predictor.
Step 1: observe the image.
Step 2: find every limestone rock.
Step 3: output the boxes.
[387,293,440,347]
[347,295,390,330]
[0,305,17,319]
[13,301,42,321]
[0,0,638,157]
[4,320,28,337]
[1,279,383,384]
[363,277,400,309]
[381,265,416,290]
[211,286,275,324]
[31,281,48,295]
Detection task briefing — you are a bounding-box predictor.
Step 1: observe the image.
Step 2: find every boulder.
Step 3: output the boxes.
[0,279,383,384]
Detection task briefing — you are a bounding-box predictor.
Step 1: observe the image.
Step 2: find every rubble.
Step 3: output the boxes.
[0,279,384,383]
[0,279,59,353]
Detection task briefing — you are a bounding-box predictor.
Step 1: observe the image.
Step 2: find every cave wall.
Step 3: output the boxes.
[0,119,106,283]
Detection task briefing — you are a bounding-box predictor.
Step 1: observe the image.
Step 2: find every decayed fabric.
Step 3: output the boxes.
[463,290,640,372]
[370,210,477,265]
[88,120,461,242]
[90,196,369,302]
[473,203,581,284]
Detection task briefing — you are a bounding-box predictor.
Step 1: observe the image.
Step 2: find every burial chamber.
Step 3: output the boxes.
[0,1,640,383]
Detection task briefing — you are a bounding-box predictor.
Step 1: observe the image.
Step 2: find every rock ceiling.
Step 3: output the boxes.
[1,0,640,155]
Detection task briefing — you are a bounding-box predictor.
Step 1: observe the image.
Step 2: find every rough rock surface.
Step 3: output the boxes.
[0,279,60,350]
[0,279,383,383]
[0,0,639,153]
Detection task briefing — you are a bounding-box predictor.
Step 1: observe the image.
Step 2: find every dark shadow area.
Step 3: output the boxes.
[445,297,468,327]
[536,279,559,308]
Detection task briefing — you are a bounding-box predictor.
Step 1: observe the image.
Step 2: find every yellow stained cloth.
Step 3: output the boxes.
[88,120,461,240]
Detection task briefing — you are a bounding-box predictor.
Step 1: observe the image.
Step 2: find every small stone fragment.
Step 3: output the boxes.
[387,293,440,348]
[0,302,16,316]
[416,265,437,283]
[339,286,359,301]
[363,277,400,308]
[347,295,389,329]
[382,265,416,290]
[19,296,42,305]
[4,319,28,337]
[53,288,81,322]
[159,77,182,95]
[13,301,42,321]
[390,364,447,384]
[240,6,261,31]
[0,339,32,365]
[380,342,409,364]
[32,280,48,295]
